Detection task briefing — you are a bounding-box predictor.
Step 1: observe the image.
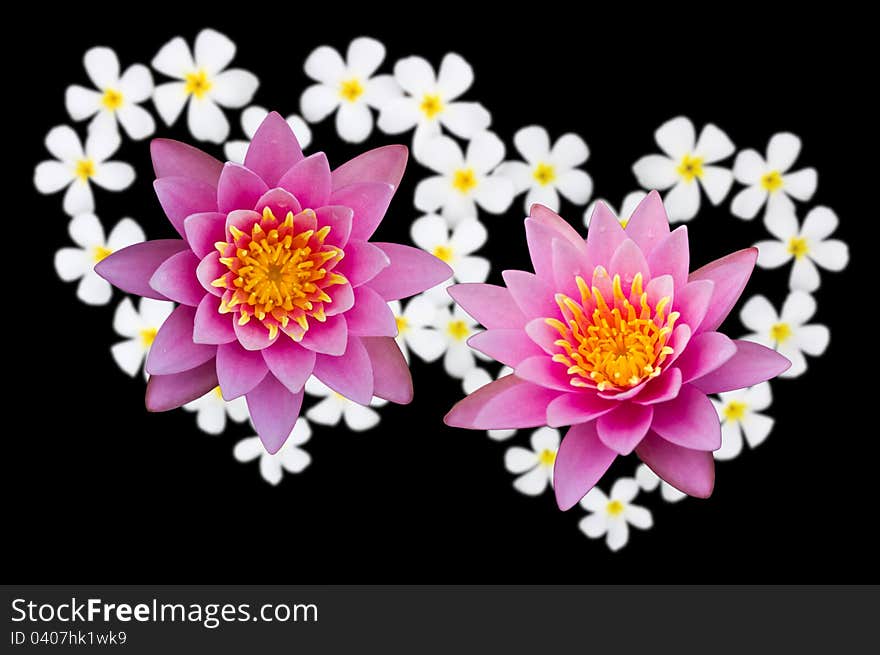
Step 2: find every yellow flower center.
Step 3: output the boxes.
[184,70,212,99]
[339,78,364,103]
[787,236,809,260]
[419,93,444,119]
[75,159,95,182]
[92,245,113,262]
[606,500,625,516]
[447,319,470,341]
[770,322,792,344]
[212,207,346,341]
[432,245,454,262]
[546,269,678,392]
[538,449,556,467]
[619,218,629,229]
[213,386,225,400]
[139,327,158,346]
[676,154,704,182]
[533,162,556,186]
[760,170,784,192]
[723,399,748,422]
[395,315,409,333]
[452,168,478,194]
[101,88,124,111]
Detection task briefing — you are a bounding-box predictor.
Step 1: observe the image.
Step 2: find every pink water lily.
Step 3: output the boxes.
[97,112,452,452]
[444,192,790,509]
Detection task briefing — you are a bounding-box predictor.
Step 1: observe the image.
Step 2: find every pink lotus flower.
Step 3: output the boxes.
[444,193,790,509]
[97,112,451,452]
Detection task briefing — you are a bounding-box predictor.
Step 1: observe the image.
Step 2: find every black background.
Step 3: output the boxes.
[8,10,874,582]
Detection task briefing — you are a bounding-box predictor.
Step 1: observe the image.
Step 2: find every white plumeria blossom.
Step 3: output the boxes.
[463,366,516,441]
[388,296,445,364]
[504,427,560,496]
[233,418,312,486]
[65,47,155,140]
[183,387,249,435]
[635,464,686,503]
[433,304,486,378]
[632,116,735,222]
[414,132,515,224]
[411,214,489,303]
[579,478,653,551]
[754,206,849,292]
[54,213,144,305]
[730,132,818,221]
[740,290,829,378]
[378,52,491,148]
[300,37,400,143]
[111,297,174,378]
[224,105,312,163]
[34,125,135,216]
[496,125,593,213]
[712,382,774,461]
[584,191,647,227]
[151,28,259,144]
[304,377,387,431]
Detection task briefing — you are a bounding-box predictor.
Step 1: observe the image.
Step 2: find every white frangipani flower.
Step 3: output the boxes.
[183,387,249,435]
[504,427,560,496]
[433,304,485,378]
[730,132,817,221]
[151,28,259,144]
[378,52,491,147]
[414,132,515,224]
[388,296,445,364]
[579,478,653,551]
[584,191,647,227]
[34,125,135,216]
[740,290,829,378]
[111,297,174,378]
[632,116,735,222]
[224,105,312,163]
[754,206,849,292]
[54,213,144,305]
[65,46,155,140]
[304,377,387,431]
[712,382,774,461]
[496,125,592,212]
[300,37,400,143]
[635,464,686,503]
[410,214,489,303]
[233,418,312,486]
[463,367,516,441]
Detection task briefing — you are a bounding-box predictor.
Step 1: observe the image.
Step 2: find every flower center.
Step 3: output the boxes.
[787,236,809,259]
[75,159,95,181]
[546,269,678,392]
[606,500,625,516]
[760,170,784,192]
[139,327,158,346]
[92,245,113,262]
[676,154,704,182]
[212,207,346,341]
[723,400,748,422]
[101,88,124,111]
[432,245,454,262]
[452,168,478,194]
[770,322,792,343]
[419,93,444,119]
[213,386,224,399]
[339,78,364,103]
[185,70,212,99]
[447,319,470,341]
[533,162,556,186]
[395,315,409,333]
[538,448,556,467]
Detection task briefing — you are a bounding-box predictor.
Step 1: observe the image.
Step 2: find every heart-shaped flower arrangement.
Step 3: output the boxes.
[35,28,849,552]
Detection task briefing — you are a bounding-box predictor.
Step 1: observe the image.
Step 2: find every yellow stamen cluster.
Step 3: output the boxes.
[101,88,124,111]
[185,70,212,99]
[419,93,444,118]
[452,168,478,193]
[546,269,679,392]
[533,162,556,186]
[723,400,748,421]
[760,170,783,192]
[606,500,625,516]
[212,207,346,341]
[787,236,809,259]
[676,154,704,182]
[339,78,364,102]
[75,159,95,181]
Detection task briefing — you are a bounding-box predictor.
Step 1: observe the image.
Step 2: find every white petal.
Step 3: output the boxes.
[151,36,195,79]
[781,290,816,325]
[505,446,539,474]
[655,116,695,159]
[65,86,101,121]
[579,486,609,511]
[287,115,312,149]
[403,294,439,326]
[793,324,829,356]
[410,213,448,251]
[63,181,94,216]
[417,135,465,173]
[635,464,660,492]
[741,412,774,449]
[152,82,188,126]
[194,28,236,75]
[766,132,801,172]
[289,417,312,446]
[801,206,838,241]
[513,125,550,164]
[280,447,311,474]
[695,123,735,163]
[663,181,700,222]
[414,176,450,213]
[117,104,156,140]
[107,218,145,250]
[810,240,849,272]
[344,403,381,431]
[111,339,146,377]
[524,184,559,212]
[579,512,608,539]
[714,420,744,461]
[450,218,488,254]
[68,212,105,248]
[442,195,478,225]
[226,396,249,423]
[754,240,791,268]
[474,176,514,214]
[620,191,647,219]
[466,131,505,173]
[393,56,436,95]
[306,396,344,425]
[140,298,174,326]
[423,281,454,305]
[239,105,269,137]
[730,185,767,220]
[610,477,639,503]
[34,161,74,193]
[444,343,475,378]
[513,467,550,496]
[606,518,630,551]
[436,53,473,99]
[92,162,135,191]
[488,429,517,441]
[699,165,733,205]
[454,257,490,283]
[660,483,687,503]
[555,169,593,205]
[764,207,799,241]
[233,436,264,462]
[363,75,401,109]
[530,426,560,452]
[462,367,492,394]
[118,64,153,102]
[744,381,772,411]
[210,69,259,109]
[304,376,331,396]
[732,149,766,184]
[441,102,491,139]
[84,47,120,89]
[300,84,340,123]
[377,97,420,134]
[405,327,447,362]
[259,455,283,485]
[632,155,678,190]
[305,46,346,84]
[550,133,589,169]
[782,168,817,201]
[494,161,533,193]
[765,189,795,222]
[739,295,778,332]
[54,248,90,281]
[741,332,774,350]
[624,504,653,529]
[113,297,141,336]
[45,125,84,162]
[336,102,373,143]
[777,344,807,378]
[85,124,120,162]
[346,37,385,78]
[789,257,820,292]
[187,97,229,143]
[77,271,112,305]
